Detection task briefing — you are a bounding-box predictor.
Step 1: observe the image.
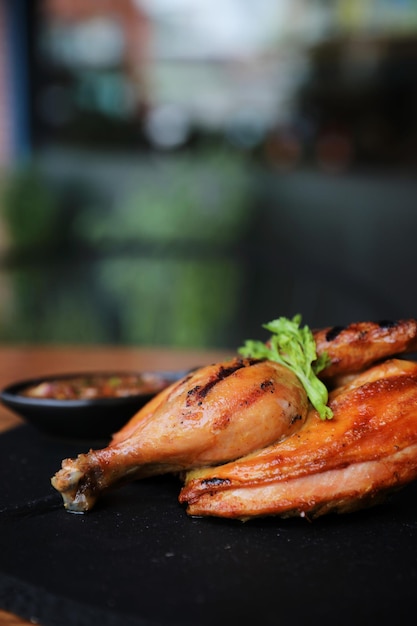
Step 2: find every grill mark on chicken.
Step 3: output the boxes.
[324,320,400,344]
[376,319,399,329]
[260,379,274,392]
[201,477,231,487]
[324,325,346,342]
[185,358,258,406]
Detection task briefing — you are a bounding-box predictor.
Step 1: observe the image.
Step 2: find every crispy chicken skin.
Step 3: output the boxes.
[180,359,417,519]
[51,358,308,512]
[314,319,417,379]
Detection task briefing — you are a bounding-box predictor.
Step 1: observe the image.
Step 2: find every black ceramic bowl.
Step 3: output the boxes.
[0,370,186,440]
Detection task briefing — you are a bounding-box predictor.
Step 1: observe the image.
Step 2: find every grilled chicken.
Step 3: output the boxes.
[51,358,308,512]
[51,318,417,518]
[180,359,417,519]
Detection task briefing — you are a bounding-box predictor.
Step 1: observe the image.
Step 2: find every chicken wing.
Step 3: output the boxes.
[51,358,308,512]
[314,318,417,379]
[180,359,417,519]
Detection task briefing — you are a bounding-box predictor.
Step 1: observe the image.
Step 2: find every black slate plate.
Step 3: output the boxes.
[1,424,417,626]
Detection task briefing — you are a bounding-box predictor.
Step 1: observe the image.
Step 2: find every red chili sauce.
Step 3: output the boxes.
[21,373,169,400]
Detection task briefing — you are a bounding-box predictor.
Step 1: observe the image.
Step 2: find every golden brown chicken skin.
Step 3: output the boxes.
[51,358,308,512]
[314,319,417,379]
[180,359,417,520]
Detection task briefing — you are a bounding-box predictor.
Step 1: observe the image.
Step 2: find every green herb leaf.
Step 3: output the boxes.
[238,314,333,420]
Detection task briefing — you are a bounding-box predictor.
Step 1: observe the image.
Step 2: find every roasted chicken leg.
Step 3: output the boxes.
[180,359,417,519]
[52,358,308,512]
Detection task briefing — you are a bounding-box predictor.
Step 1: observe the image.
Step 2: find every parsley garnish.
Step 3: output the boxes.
[238,314,333,420]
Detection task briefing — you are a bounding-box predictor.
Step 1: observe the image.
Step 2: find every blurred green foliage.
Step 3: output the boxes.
[0,147,253,348]
[1,166,59,246]
[74,149,252,244]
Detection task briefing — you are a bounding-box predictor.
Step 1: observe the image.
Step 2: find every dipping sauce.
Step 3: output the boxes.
[20,373,170,400]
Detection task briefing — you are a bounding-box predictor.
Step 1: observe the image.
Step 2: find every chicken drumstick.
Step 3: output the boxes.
[52,358,308,512]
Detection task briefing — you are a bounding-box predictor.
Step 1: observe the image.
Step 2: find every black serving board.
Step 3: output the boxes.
[1,424,417,626]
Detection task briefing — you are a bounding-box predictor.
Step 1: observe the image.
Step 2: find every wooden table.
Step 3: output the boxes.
[0,344,229,626]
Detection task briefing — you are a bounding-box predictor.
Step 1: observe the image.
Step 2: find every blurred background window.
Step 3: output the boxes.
[1,0,417,348]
